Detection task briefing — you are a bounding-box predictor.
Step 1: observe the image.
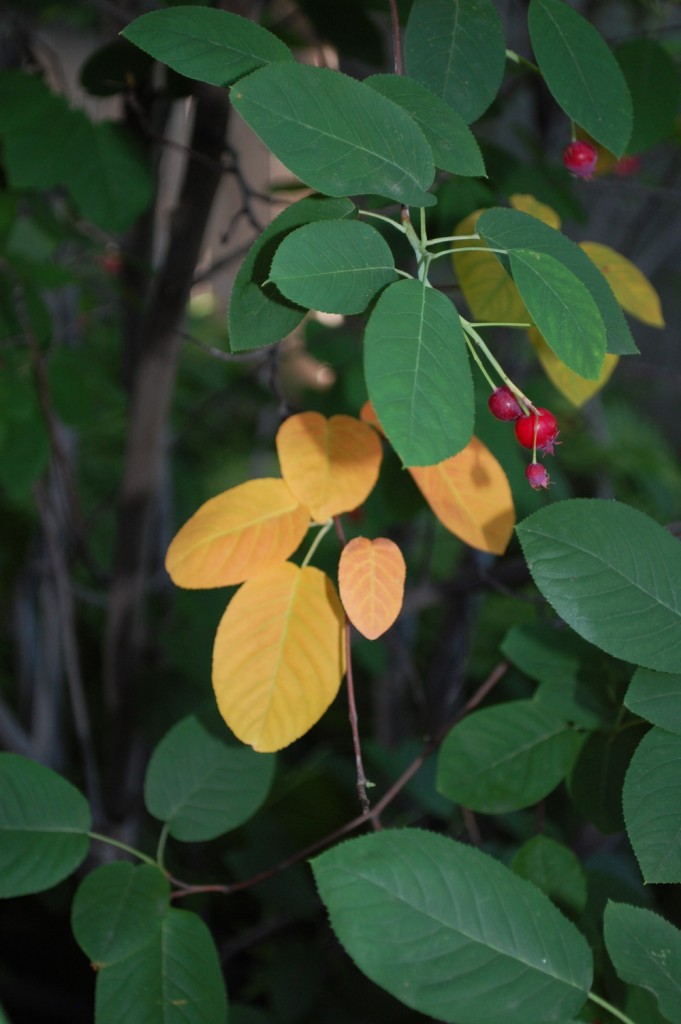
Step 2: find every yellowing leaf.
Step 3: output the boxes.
[276,411,382,521]
[452,211,529,324]
[410,436,515,555]
[212,563,345,752]
[529,326,619,407]
[580,242,664,327]
[510,193,561,229]
[166,478,309,589]
[338,537,406,640]
[359,399,385,436]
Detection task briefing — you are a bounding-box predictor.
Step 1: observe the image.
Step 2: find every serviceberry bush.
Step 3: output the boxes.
[1,1,680,1023]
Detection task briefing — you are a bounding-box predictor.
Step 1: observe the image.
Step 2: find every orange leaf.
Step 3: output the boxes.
[276,411,382,521]
[359,399,385,436]
[580,242,664,327]
[212,563,345,752]
[410,436,515,555]
[165,478,310,589]
[339,537,406,640]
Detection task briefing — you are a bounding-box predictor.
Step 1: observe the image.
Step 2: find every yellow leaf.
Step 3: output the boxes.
[509,193,561,229]
[409,436,515,555]
[452,211,529,324]
[165,478,310,589]
[338,537,406,640]
[212,563,345,752]
[580,242,664,327]
[276,411,382,521]
[529,327,619,408]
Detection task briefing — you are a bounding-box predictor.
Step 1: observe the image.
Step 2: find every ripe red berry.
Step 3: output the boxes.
[613,154,640,178]
[488,385,523,421]
[526,463,550,490]
[562,140,598,179]
[514,408,559,454]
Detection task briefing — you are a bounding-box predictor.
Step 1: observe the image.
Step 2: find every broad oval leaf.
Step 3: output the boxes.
[623,727,681,883]
[625,668,681,736]
[616,39,681,153]
[516,499,681,672]
[121,7,293,86]
[528,327,618,408]
[276,412,382,521]
[568,727,645,835]
[95,908,227,1024]
[508,249,606,379]
[311,829,592,1024]
[229,195,355,353]
[165,478,310,589]
[410,436,515,556]
[364,279,473,467]
[580,242,664,327]
[511,836,587,918]
[365,74,485,176]
[437,700,581,813]
[212,563,345,752]
[604,902,681,1021]
[144,713,275,841]
[338,537,406,640]
[72,863,170,967]
[477,208,637,355]
[528,0,632,157]
[452,212,529,325]
[231,63,435,207]
[0,753,91,898]
[404,0,506,123]
[270,220,397,315]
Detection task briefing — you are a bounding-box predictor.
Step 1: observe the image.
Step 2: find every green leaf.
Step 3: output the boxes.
[365,74,485,177]
[528,0,632,157]
[72,863,170,967]
[507,249,606,379]
[437,700,581,813]
[269,220,397,314]
[477,207,637,355]
[604,902,681,1022]
[95,908,228,1024]
[404,0,506,123]
[625,668,681,735]
[229,195,355,352]
[516,499,681,672]
[623,727,681,883]
[363,279,473,466]
[0,754,91,898]
[510,836,587,917]
[67,120,153,232]
[568,727,645,835]
[121,7,293,86]
[144,712,275,841]
[311,829,592,1024]
[615,39,681,154]
[231,63,436,207]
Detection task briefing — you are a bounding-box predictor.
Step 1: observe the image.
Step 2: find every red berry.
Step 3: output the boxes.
[613,154,640,178]
[514,408,559,454]
[562,141,598,179]
[526,463,550,490]
[488,386,523,421]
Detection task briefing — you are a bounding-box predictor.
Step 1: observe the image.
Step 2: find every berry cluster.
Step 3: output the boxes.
[488,386,559,490]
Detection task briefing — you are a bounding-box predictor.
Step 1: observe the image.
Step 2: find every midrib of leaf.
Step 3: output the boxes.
[619,914,681,991]
[186,497,301,559]
[332,861,587,987]
[2,823,87,834]
[467,718,568,777]
[158,28,274,63]
[539,5,598,111]
[408,283,428,446]
[257,569,302,747]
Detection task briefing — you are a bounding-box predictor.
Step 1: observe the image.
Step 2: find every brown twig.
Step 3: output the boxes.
[389,0,404,75]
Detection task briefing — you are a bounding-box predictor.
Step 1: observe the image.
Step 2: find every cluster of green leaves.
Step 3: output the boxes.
[1,1,681,1023]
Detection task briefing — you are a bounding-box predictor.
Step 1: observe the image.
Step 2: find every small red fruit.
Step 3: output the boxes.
[526,463,550,490]
[562,140,598,179]
[514,408,559,454]
[613,154,640,178]
[488,385,523,421]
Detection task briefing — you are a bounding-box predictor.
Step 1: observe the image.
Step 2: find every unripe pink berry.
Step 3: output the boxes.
[562,140,598,179]
[488,385,523,421]
[514,408,559,454]
[526,463,550,489]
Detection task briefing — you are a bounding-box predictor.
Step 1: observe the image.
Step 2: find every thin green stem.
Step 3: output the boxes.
[506,48,540,74]
[88,831,157,867]
[419,207,427,247]
[469,322,531,329]
[464,335,497,390]
[156,822,170,869]
[358,209,406,234]
[430,245,508,261]
[426,233,480,247]
[460,317,537,414]
[587,991,638,1024]
[395,268,415,281]
[301,519,333,568]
